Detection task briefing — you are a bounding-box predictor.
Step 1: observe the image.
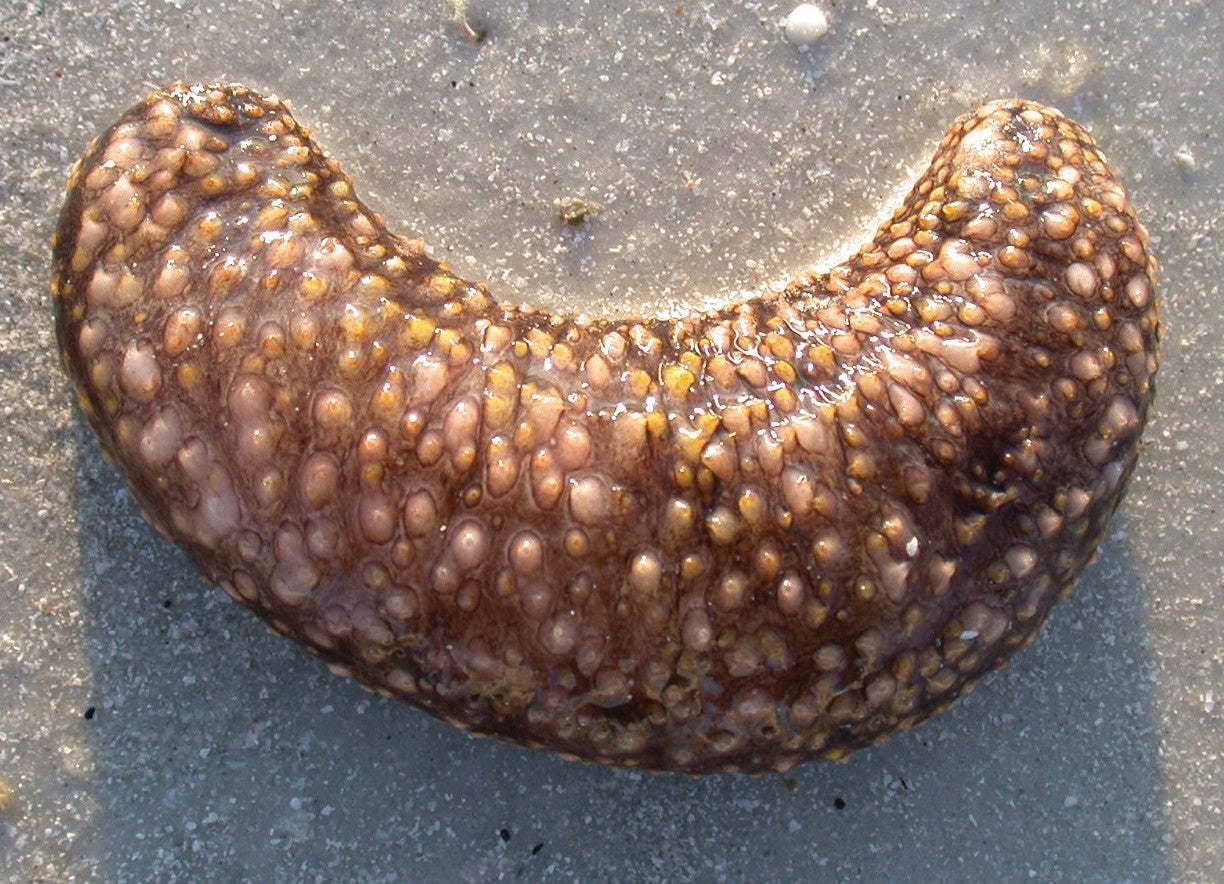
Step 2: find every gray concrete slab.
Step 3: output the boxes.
[1,0,1220,880]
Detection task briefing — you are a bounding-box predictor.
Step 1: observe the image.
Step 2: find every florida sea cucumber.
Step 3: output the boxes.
[52,83,1160,773]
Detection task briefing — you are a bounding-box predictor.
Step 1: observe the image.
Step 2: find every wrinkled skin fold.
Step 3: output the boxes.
[52,84,1160,773]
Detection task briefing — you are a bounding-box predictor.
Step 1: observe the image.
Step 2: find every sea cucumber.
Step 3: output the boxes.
[52,83,1160,773]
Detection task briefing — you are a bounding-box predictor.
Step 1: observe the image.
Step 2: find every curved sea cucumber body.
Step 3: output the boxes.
[52,84,1159,773]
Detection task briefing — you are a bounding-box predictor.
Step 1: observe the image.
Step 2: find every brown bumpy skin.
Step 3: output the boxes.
[52,84,1160,773]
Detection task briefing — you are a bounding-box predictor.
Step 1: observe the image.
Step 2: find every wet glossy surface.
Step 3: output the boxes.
[53,85,1157,772]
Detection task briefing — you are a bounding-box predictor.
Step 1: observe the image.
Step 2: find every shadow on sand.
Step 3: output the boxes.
[66,415,1172,881]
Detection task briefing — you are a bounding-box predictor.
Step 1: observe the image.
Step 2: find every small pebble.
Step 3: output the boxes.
[783,4,830,46]
[1173,146,1196,171]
